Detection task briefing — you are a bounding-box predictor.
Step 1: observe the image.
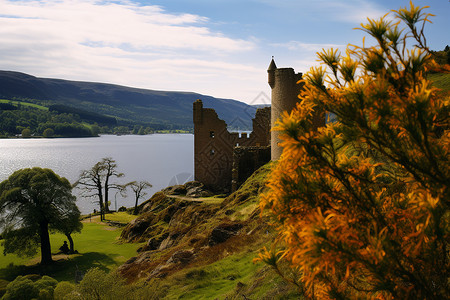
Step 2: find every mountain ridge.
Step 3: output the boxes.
[0,70,257,130]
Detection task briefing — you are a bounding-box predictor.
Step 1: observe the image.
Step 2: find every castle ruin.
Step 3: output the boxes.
[193,58,323,192]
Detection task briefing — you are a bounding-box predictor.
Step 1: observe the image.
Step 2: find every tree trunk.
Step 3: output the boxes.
[66,233,74,253]
[134,197,139,215]
[97,183,104,221]
[39,221,53,265]
[104,177,110,213]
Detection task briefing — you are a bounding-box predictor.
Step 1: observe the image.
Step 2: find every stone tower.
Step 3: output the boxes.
[268,58,303,160]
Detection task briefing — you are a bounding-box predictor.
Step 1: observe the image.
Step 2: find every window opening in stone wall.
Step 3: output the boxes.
[210,131,215,138]
[210,149,215,155]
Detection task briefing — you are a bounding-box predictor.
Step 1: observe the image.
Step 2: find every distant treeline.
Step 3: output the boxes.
[0,100,191,137]
[49,104,117,126]
[0,102,95,137]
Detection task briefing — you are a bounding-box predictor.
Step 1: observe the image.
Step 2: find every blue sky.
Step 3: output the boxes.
[0,0,448,104]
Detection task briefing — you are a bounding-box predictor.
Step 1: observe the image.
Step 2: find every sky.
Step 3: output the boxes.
[0,0,448,105]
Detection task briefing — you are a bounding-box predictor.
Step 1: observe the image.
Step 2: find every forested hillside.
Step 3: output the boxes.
[0,100,96,137]
[0,71,257,131]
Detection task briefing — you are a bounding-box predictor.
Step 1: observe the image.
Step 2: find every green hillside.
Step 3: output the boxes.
[0,164,302,299]
[0,71,257,131]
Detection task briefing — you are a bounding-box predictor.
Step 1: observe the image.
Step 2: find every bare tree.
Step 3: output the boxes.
[74,157,124,221]
[102,158,124,213]
[125,181,152,215]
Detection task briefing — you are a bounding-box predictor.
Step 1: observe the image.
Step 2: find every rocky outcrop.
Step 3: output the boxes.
[162,181,213,198]
[118,164,272,284]
[208,223,243,246]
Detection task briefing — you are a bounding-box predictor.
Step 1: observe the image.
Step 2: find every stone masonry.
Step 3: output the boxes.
[193,58,324,192]
[193,99,270,192]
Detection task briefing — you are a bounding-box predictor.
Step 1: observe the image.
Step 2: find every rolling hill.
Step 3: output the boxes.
[0,71,257,130]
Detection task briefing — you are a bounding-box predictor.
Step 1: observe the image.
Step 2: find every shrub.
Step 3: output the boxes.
[77,267,128,299]
[259,2,449,299]
[53,281,75,300]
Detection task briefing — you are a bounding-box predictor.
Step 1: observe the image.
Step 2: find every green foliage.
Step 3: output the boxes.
[53,281,75,300]
[0,168,81,265]
[42,128,54,138]
[0,99,47,111]
[0,280,9,298]
[1,227,40,257]
[1,275,57,300]
[77,268,128,300]
[21,128,31,137]
[0,102,95,137]
[90,124,100,136]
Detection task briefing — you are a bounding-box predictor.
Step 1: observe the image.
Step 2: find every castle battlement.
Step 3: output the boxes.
[192,58,323,192]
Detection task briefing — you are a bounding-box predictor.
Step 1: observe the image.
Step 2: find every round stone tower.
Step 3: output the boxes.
[268,58,303,160]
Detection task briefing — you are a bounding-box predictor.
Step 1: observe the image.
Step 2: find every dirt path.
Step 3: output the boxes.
[167,195,210,202]
[167,195,225,204]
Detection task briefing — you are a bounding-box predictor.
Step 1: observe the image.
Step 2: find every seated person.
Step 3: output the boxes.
[59,241,70,254]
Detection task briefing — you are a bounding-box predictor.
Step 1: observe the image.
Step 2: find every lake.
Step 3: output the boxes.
[0,134,194,214]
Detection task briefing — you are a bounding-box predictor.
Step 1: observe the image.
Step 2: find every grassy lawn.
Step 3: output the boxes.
[0,99,48,110]
[104,211,138,223]
[0,216,142,282]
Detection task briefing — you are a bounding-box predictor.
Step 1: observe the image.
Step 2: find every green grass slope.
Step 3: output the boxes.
[0,212,142,282]
[118,163,303,299]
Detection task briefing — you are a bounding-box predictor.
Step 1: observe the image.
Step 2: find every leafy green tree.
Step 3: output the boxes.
[259,3,449,299]
[91,124,101,136]
[50,201,83,253]
[21,128,31,137]
[125,181,152,215]
[132,125,140,135]
[137,126,145,135]
[0,168,80,265]
[43,128,54,138]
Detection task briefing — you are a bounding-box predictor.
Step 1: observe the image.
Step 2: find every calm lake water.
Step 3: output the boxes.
[0,134,194,214]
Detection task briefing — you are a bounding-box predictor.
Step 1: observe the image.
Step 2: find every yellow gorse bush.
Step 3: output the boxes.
[259,2,448,299]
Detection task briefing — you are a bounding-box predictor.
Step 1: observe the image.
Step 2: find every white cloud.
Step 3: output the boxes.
[270,41,345,52]
[320,0,387,24]
[0,0,259,101]
[255,0,386,23]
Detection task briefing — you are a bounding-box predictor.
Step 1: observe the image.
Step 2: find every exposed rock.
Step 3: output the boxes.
[159,232,181,250]
[148,249,195,279]
[186,186,214,198]
[225,209,235,215]
[167,249,194,264]
[147,232,169,250]
[162,185,186,195]
[121,217,151,242]
[184,181,203,189]
[185,181,214,198]
[208,223,243,246]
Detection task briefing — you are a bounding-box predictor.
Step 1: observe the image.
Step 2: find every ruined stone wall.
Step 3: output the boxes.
[193,99,271,192]
[193,59,325,192]
[231,146,270,192]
